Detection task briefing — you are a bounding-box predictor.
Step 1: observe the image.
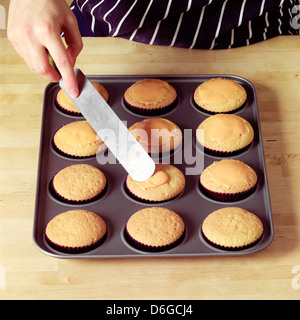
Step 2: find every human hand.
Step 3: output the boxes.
[7,0,83,98]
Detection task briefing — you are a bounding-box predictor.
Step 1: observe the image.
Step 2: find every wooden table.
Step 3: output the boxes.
[1,34,300,300]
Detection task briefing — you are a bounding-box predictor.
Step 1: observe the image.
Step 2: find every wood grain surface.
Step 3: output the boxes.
[1,7,300,299]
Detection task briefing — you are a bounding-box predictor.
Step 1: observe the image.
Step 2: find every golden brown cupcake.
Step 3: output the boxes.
[45,210,107,253]
[200,159,257,201]
[124,79,177,115]
[53,120,107,157]
[51,164,107,203]
[56,82,109,116]
[193,78,247,113]
[129,118,182,154]
[196,114,254,156]
[125,163,185,203]
[202,207,263,250]
[125,207,185,252]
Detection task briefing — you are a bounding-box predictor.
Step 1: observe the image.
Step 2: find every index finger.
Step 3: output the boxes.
[47,38,79,98]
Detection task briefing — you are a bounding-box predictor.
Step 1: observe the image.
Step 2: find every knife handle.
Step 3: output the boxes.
[47,50,61,76]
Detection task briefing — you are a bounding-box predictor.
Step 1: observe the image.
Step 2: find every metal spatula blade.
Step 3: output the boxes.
[59,68,155,181]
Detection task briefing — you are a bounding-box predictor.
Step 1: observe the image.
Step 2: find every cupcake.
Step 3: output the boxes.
[125,207,185,252]
[200,159,257,202]
[124,79,177,115]
[125,163,185,203]
[202,207,263,250]
[53,120,107,157]
[129,118,182,155]
[193,78,247,114]
[51,164,107,204]
[196,114,254,156]
[45,209,107,253]
[56,82,109,116]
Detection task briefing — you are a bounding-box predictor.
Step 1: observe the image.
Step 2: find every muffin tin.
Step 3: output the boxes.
[33,74,274,258]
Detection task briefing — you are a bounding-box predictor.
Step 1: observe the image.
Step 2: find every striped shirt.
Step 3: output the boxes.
[71,0,299,49]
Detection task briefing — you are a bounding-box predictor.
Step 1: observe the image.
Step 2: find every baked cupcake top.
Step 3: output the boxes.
[196,114,254,152]
[53,120,106,157]
[129,118,182,154]
[202,207,263,249]
[124,79,177,110]
[45,209,106,249]
[56,82,109,115]
[126,207,185,248]
[193,78,247,113]
[126,163,185,202]
[200,159,257,194]
[52,164,107,202]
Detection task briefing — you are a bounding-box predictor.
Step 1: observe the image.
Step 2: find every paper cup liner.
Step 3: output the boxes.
[124,227,185,252]
[197,142,252,157]
[199,182,257,202]
[45,231,107,254]
[201,229,263,251]
[52,139,107,159]
[55,93,110,117]
[192,98,247,115]
[49,179,108,205]
[123,97,178,116]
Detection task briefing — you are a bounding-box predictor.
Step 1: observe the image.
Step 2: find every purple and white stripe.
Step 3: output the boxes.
[71,0,299,49]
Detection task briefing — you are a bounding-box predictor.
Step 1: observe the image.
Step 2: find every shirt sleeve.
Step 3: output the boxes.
[70,0,299,49]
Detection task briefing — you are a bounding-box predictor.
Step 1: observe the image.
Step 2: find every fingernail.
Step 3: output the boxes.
[70,88,79,98]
